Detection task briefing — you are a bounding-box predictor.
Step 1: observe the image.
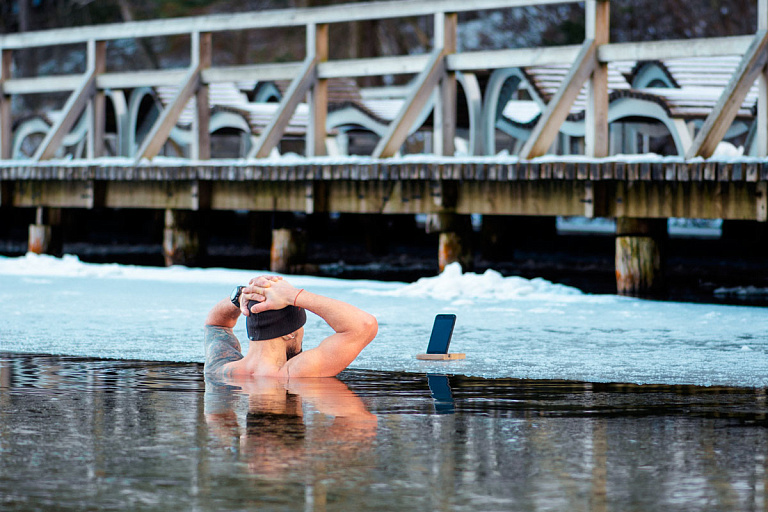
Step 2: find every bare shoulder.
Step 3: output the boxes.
[282,318,378,378]
[280,347,327,377]
[203,325,243,377]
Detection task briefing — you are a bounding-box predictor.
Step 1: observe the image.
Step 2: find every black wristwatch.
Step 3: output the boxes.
[230,285,245,308]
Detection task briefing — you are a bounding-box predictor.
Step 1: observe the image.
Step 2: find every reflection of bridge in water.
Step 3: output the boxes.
[0,0,767,296]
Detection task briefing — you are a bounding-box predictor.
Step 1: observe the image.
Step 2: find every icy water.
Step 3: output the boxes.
[0,254,766,387]
[1,352,767,512]
[1,254,767,510]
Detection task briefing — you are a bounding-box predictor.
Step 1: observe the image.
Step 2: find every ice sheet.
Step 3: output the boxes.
[1,254,766,387]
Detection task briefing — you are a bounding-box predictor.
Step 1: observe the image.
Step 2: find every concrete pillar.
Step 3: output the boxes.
[426,212,473,273]
[163,209,203,267]
[270,227,306,274]
[28,207,62,256]
[615,217,666,297]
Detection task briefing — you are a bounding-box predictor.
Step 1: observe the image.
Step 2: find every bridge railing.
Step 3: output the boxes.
[0,0,766,164]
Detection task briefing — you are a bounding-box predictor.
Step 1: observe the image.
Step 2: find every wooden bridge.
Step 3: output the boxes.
[1,0,767,296]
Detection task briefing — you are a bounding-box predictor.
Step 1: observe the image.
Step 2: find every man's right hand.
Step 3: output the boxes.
[240,275,299,316]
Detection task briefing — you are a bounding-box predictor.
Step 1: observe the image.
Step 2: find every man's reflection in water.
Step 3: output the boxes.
[204,376,378,479]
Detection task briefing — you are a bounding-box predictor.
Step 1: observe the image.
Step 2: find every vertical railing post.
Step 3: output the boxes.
[585,0,609,158]
[430,13,461,272]
[191,31,212,160]
[0,48,12,160]
[86,40,106,159]
[307,23,328,157]
[433,12,457,157]
[757,0,768,156]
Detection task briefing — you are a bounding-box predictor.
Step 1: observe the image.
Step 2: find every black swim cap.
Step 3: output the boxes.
[246,300,307,341]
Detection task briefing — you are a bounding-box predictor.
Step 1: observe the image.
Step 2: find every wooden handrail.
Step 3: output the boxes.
[0,0,765,162]
[0,0,572,49]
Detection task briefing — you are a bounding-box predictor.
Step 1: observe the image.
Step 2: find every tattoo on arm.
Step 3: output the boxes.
[204,326,243,377]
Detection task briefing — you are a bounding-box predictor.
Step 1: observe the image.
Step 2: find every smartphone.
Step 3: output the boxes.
[426,314,457,354]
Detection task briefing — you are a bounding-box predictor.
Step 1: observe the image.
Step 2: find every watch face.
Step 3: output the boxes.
[231,285,244,306]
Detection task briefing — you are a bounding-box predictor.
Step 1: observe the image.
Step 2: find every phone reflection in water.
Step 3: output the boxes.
[204,375,378,480]
[427,374,455,414]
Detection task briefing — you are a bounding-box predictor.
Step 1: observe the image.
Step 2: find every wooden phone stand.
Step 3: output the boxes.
[415,353,466,361]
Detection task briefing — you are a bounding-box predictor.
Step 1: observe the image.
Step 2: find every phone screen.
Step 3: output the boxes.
[426,314,457,354]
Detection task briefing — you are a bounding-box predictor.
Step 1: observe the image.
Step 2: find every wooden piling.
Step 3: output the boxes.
[271,227,306,274]
[162,209,202,266]
[28,207,62,257]
[438,232,467,272]
[615,217,666,297]
[427,212,473,272]
[28,224,53,255]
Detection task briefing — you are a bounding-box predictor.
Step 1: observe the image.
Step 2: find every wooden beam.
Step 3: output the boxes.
[686,30,768,158]
[0,49,12,160]
[758,68,768,157]
[135,65,201,162]
[0,0,572,49]
[2,40,757,103]
[373,48,446,158]
[1,38,755,94]
[13,180,95,208]
[98,69,191,89]
[307,23,329,157]
[34,69,97,161]
[598,35,753,63]
[434,12,457,157]
[192,32,212,160]
[585,0,609,158]
[758,0,768,157]
[761,0,768,31]
[317,55,429,78]
[86,40,107,160]
[448,45,582,70]
[251,56,318,159]
[210,46,582,83]
[3,75,83,94]
[104,181,200,209]
[0,40,752,81]
[520,40,598,159]
[203,62,304,84]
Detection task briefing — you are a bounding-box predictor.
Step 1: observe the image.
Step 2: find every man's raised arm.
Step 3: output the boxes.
[204,298,241,328]
[246,277,378,377]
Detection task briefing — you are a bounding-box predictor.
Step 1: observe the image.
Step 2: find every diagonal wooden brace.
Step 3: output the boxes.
[34,69,97,161]
[135,64,201,163]
[251,56,319,159]
[519,39,598,159]
[0,49,11,160]
[687,30,768,159]
[373,48,446,158]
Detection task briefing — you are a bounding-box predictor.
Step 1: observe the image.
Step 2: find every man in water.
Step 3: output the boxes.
[204,275,378,378]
